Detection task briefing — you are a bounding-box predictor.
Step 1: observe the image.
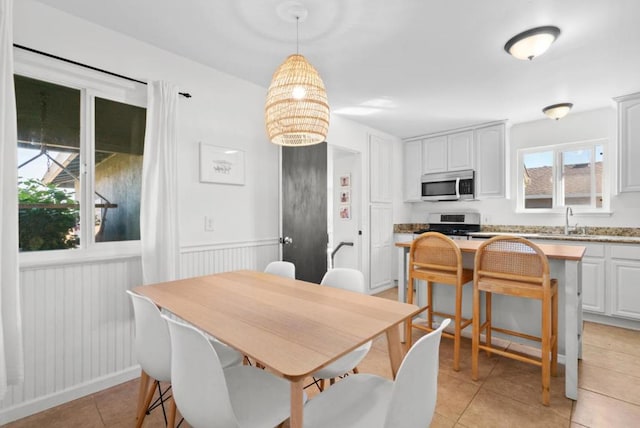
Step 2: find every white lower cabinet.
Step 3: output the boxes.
[370,204,393,290]
[581,253,606,314]
[609,245,640,320]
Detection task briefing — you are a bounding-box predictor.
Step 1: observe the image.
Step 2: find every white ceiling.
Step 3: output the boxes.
[34,0,640,139]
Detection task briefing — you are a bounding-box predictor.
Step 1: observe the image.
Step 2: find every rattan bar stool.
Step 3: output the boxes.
[404,232,474,371]
[471,235,558,406]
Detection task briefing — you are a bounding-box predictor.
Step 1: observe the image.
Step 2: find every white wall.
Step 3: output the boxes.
[406,107,640,228]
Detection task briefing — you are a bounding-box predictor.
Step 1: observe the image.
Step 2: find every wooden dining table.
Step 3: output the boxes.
[133,270,422,428]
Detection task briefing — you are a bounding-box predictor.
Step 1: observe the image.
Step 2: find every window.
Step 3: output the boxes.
[519,140,607,211]
[15,72,146,253]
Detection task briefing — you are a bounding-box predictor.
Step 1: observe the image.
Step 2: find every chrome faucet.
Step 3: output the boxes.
[564,206,574,235]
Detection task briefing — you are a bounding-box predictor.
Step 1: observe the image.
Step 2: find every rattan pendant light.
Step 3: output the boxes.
[265,16,329,146]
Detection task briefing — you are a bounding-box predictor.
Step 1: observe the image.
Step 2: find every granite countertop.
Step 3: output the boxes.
[467,232,640,244]
[394,224,640,244]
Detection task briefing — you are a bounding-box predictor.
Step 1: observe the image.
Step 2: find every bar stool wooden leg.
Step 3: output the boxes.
[552,291,558,377]
[405,273,415,349]
[472,283,480,381]
[453,283,463,371]
[485,292,492,355]
[541,293,551,406]
[427,281,433,330]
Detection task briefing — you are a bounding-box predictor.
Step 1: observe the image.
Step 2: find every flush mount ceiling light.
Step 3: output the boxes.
[543,103,573,120]
[504,26,561,60]
[265,3,329,146]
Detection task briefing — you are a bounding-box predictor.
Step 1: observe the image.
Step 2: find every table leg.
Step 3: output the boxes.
[386,325,404,379]
[290,379,304,428]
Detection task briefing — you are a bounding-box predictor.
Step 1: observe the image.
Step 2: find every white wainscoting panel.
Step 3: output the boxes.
[0,256,142,424]
[180,239,280,278]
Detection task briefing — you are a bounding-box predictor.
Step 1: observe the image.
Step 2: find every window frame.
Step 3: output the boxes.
[15,48,147,266]
[516,138,610,214]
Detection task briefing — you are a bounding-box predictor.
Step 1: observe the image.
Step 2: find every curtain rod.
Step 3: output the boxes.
[13,44,192,98]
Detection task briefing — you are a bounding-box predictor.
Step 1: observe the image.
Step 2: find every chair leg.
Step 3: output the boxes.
[167,396,177,428]
[329,378,335,386]
[541,294,551,406]
[352,366,359,374]
[136,370,152,428]
[472,284,480,381]
[453,282,463,372]
[319,379,325,392]
[137,379,159,428]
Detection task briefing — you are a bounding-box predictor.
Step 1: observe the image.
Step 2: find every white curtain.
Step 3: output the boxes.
[141,81,180,284]
[0,0,24,399]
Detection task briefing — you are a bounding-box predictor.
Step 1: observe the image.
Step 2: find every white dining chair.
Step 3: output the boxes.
[312,268,372,390]
[164,316,293,428]
[303,318,450,428]
[264,260,296,278]
[127,290,243,427]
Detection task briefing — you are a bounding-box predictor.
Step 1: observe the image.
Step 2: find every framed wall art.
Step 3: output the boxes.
[199,143,245,185]
[339,205,351,220]
[339,174,351,188]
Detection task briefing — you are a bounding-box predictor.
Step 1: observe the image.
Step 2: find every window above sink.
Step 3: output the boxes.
[516,138,610,214]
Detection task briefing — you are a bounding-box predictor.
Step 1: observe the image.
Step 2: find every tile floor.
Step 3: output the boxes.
[5,288,640,427]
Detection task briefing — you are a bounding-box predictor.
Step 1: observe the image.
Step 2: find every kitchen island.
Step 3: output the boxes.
[396,239,585,400]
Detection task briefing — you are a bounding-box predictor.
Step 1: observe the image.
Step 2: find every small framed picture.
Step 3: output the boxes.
[339,205,351,220]
[339,174,351,188]
[199,143,245,185]
[339,189,351,204]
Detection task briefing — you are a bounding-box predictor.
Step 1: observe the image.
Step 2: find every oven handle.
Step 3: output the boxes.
[455,177,461,200]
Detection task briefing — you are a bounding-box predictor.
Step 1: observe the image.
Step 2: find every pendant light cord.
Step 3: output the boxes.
[296,16,299,54]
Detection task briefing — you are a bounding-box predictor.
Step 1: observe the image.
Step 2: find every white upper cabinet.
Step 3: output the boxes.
[446,131,474,171]
[369,134,392,203]
[422,135,448,173]
[616,92,640,192]
[403,140,422,202]
[475,123,506,198]
[422,132,473,174]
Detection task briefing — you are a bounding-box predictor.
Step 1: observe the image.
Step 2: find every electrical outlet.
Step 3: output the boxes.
[204,216,214,231]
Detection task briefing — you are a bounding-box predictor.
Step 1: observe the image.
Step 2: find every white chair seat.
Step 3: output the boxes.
[225,365,292,428]
[303,374,392,428]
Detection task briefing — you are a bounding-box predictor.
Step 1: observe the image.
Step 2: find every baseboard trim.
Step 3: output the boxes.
[0,365,141,425]
[583,312,640,331]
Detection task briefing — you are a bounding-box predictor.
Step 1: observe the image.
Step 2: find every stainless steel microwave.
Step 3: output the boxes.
[421,169,475,201]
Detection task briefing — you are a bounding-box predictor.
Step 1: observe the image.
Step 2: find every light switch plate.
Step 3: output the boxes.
[204,216,214,231]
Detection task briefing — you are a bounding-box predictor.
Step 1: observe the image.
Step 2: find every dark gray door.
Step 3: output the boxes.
[282,142,327,283]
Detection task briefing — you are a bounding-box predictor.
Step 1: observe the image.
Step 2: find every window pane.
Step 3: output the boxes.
[523,151,553,208]
[595,145,604,208]
[94,97,146,242]
[15,75,80,251]
[562,149,593,206]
